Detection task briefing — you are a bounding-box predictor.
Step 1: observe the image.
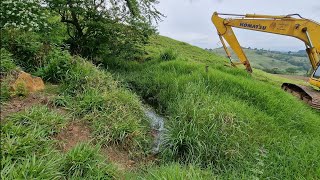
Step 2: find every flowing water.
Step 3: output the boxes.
[143,106,165,154]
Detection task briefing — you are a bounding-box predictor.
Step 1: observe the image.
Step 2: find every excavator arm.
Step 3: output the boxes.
[211,12,320,72]
[211,12,320,109]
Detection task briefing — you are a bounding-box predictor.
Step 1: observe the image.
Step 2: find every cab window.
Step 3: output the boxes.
[314,65,320,78]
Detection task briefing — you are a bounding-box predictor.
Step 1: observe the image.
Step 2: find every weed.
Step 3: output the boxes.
[0,78,12,103]
[13,81,29,97]
[159,48,178,61]
[51,95,70,108]
[0,48,16,75]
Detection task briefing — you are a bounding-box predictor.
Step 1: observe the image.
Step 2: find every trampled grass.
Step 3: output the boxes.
[104,35,320,179]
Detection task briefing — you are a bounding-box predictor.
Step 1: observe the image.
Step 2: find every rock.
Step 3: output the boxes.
[11,71,45,93]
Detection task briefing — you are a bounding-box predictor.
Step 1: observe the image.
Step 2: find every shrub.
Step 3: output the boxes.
[1,29,45,72]
[159,48,178,61]
[0,48,16,75]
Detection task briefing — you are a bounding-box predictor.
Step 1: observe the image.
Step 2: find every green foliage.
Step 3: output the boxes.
[85,89,150,149]
[61,58,114,95]
[1,29,45,72]
[36,52,150,152]
[36,49,74,83]
[0,0,49,31]
[62,143,116,179]
[0,48,16,75]
[13,81,28,97]
[211,47,311,75]
[286,67,299,74]
[44,0,161,59]
[159,48,178,61]
[0,78,12,103]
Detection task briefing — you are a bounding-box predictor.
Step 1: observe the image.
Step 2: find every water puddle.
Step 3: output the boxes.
[143,106,165,154]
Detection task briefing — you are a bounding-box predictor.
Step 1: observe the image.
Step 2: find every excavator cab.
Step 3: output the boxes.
[313,65,320,79]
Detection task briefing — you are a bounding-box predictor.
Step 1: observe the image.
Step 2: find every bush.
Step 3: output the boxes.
[0,48,16,75]
[1,29,45,72]
[159,48,178,61]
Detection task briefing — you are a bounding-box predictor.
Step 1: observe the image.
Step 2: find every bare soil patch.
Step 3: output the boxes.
[104,146,137,171]
[55,122,92,152]
[0,93,49,120]
[103,145,159,171]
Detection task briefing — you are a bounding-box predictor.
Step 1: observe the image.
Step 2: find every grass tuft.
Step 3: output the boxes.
[62,143,117,179]
[159,48,178,61]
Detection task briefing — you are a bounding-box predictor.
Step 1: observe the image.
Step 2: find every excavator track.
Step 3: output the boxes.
[282,83,320,110]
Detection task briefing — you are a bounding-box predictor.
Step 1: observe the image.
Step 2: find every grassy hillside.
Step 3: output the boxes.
[2,34,320,179]
[211,47,310,75]
[105,35,320,179]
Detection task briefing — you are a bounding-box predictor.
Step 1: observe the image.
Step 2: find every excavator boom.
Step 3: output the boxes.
[211,12,320,109]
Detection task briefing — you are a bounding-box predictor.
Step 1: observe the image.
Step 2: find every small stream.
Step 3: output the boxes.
[143,106,165,154]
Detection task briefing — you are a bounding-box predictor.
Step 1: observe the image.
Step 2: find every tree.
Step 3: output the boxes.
[44,0,163,59]
[286,67,297,74]
[0,0,49,31]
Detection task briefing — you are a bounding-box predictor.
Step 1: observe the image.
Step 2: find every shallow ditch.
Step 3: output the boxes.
[143,105,166,154]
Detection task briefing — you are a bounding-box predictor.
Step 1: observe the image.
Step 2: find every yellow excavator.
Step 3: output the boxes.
[211,12,320,109]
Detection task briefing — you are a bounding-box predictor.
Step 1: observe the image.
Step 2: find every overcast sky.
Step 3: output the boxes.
[156,0,320,51]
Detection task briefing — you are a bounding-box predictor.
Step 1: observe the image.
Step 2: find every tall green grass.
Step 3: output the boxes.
[62,143,117,179]
[36,50,151,154]
[1,48,153,178]
[105,35,320,179]
[1,107,118,179]
[134,163,215,179]
[1,106,66,179]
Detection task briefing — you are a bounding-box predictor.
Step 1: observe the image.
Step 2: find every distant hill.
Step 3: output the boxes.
[208,47,311,75]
